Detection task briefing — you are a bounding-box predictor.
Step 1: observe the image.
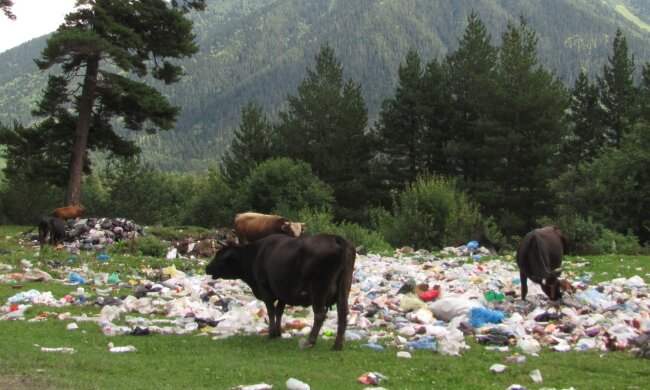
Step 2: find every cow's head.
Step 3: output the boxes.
[541,268,563,301]
[205,242,240,280]
[281,220,306,237]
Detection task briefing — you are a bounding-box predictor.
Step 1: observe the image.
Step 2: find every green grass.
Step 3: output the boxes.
[1,225,649,389]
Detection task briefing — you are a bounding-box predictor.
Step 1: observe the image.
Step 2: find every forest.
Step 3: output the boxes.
[0,2,649,255]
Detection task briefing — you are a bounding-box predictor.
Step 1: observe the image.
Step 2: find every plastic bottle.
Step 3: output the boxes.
[286,378,310,390]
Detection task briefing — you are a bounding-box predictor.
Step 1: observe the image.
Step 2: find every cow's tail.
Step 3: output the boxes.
[333,237,355,350]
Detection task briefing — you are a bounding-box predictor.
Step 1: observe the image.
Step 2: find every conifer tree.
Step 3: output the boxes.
[445,11,498,188]
[561,70,606,167]
[484,16,568,235]
[220,102,273,187]
[274,44,372,222]
[0,0,14,20]
[373,49,425,189]
[31,0,205,205]
[597,28,637,149]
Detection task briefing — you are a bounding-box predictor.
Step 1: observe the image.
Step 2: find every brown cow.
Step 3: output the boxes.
[52,205,85,220]
[516,226,567,301]
[234,212,305,245]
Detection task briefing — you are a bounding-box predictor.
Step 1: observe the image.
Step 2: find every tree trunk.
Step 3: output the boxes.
[64,56,99,206]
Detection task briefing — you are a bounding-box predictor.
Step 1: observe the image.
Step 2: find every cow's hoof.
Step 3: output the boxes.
[298,338,315,349]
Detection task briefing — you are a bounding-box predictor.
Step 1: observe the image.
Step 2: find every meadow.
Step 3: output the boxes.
[0,225,648,390]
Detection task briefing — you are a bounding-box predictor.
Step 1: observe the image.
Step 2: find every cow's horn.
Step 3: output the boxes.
[542,278,547,285]
[553,268,562,274]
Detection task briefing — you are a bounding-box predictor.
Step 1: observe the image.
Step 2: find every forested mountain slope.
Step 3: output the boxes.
[1,0,649,172]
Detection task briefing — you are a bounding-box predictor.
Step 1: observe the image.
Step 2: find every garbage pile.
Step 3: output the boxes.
[26,217,145,252]
[1,248,649,359]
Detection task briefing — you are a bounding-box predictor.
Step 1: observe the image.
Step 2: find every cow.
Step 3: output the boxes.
[233,212,305,245]
[205,233,356,350]
[38,216,66,247]
[52,204,85,220]
[516,226,567,301]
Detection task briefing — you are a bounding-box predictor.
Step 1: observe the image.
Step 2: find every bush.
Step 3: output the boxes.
[236,158,334,214]
[374,175,497,251]
[298,208,391,254]
[594,229,643,255]
[110,235,167,257]
[538,215,643,255]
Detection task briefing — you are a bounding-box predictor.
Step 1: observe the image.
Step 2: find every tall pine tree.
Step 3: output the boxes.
[220,102,273,187]
[32,0,205,205]
[561,70,606,167]
[483,16,568,235]
[274,44,372,222]
[597,28,637,149]
[373,49,426,190]
[445,11,498,189]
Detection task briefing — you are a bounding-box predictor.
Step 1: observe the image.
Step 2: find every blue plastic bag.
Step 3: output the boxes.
[466,241,479,250]
[469,307,506,328]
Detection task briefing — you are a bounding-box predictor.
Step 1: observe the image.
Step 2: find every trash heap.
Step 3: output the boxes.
[1,248,649,359]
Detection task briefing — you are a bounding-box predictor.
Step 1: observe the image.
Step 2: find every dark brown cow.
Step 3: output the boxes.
[516,226,567,301]
[205,233,355,350]
[52,205,85,220]
[38,216,66,247]
[234,212,305,245]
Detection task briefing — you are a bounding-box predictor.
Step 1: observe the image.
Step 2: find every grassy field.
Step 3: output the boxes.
[1,225,648,389]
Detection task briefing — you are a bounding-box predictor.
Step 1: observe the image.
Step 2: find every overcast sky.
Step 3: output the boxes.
[0,0,77,53]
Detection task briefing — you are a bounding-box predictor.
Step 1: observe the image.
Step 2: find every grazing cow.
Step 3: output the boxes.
[52,204,85,220]
[233,212,305,245]
[516,226,567,301]
[205,233,356,350]
[38,216,66,246]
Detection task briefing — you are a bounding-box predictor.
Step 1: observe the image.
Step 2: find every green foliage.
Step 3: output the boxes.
[298,208,391,254]
[0,174,63,224]
[236,157,334,215]
[220,102,273,188]
[375,175,493,250]
[110,235,168,257]
[181,165,234,228]
[273,44,373,222]
[594,229,644,255]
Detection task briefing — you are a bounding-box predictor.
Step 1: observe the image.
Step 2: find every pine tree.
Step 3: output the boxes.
[639,63,650,123]
[32,0,205,205]
[274,44,372,222]
[220,102,273,187]
[420,57,453,177]
[597,28,637,149]
[445,11,498,188]
[561,70,606,167]
[0,0,14,20]
[483,16,568,235]
[373,49,425,189]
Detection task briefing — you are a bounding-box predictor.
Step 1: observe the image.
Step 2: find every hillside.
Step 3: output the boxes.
[1,0,650,172]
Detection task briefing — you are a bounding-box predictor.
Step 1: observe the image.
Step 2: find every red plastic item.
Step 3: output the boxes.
[417,289,440,301]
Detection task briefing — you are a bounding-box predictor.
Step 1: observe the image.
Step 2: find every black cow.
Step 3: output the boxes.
[205,233,356,350]
[516,226,567,301]
[38,216,66,247]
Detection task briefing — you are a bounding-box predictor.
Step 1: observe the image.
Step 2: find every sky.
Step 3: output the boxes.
[0,0,77,53]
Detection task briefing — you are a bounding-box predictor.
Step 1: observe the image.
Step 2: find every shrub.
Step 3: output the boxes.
[374,175,497,251]
[110,235,167,257]
[298,208,391,254]
[594,229,643,255]
[236,158,334,214]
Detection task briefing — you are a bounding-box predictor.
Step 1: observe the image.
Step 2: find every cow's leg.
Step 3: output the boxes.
[264,301,278,339]
[520,271,528,301]
[333,293,349,351]
[273,301,286,337]
[306,306,326,348]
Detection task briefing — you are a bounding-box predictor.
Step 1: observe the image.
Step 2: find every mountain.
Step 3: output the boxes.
[1,0,650,172]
